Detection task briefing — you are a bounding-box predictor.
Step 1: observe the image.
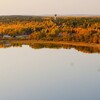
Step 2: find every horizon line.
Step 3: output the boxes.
[0,14,100,17]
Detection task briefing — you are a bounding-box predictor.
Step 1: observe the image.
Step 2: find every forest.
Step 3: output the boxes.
[0,16,100,43]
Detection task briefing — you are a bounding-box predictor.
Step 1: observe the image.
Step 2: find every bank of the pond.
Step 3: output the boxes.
[8,40,100,48]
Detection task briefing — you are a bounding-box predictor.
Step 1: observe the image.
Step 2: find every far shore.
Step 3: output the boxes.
[2,40,100,48]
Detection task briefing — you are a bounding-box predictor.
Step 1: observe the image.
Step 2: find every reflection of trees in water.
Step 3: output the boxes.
[30,43,63,49]
[63,45,100,53]
[0,41,100,53]
[30,43,100,53]
[74,46,100,53]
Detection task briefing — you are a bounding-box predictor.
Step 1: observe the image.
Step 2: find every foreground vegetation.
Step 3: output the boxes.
[0,16,100,43]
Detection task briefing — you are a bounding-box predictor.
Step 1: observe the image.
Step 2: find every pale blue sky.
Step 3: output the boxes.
[0,0,100,15]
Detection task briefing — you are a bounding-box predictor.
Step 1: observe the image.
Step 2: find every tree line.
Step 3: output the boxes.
[0,16,100,43]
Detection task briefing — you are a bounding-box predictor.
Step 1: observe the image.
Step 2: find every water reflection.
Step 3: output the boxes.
[0,42,100,100]
[98,68,100,72]
[0,40,100,53]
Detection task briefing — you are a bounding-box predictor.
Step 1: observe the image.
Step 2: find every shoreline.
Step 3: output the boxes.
[5,40,100,48]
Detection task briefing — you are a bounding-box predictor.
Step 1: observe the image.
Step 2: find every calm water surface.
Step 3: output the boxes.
[0,45,100,100]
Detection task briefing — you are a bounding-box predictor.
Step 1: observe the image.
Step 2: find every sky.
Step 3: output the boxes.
[0,0,100,15]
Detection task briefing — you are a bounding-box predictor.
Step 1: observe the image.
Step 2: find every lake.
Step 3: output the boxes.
[0,44,100,100]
